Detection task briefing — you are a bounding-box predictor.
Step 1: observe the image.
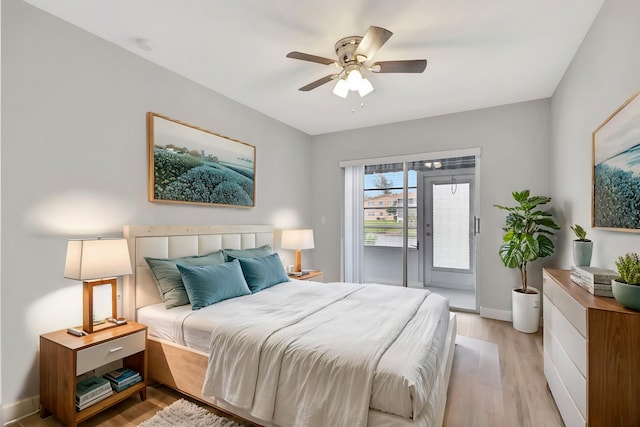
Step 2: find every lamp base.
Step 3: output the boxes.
[294,249,302,273]
[82,278,118,334]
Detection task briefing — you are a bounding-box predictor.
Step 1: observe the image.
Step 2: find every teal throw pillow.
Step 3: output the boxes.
[235,253,290,293]
[176,259,251,310]
[222,244,272,261]
[145,250,225,309]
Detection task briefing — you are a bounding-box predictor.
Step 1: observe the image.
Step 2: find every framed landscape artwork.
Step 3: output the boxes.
[147,112,256,208]
[592,89,640,232]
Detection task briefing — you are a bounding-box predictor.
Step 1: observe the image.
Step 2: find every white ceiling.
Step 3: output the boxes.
[23,0,604,136]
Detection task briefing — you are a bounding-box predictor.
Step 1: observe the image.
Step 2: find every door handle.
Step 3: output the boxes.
[474,216,480,235]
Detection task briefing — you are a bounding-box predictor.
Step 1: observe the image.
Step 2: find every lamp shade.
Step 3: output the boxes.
[64,238,132,280]
[281,229,315,250]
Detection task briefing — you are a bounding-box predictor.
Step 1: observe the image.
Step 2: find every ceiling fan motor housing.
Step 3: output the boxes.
[335,36,365,66]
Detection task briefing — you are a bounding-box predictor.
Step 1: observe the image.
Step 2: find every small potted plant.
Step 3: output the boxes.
[570,224,593,267]
[495,190,560,333]
[612,253,640,311]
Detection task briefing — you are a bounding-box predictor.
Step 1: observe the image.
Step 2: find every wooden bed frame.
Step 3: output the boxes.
[123,224,456,427]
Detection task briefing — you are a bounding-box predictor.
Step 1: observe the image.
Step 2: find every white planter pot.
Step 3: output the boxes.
[512,287,540,333]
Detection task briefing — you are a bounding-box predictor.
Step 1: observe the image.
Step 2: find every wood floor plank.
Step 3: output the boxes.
[12,312,563,427]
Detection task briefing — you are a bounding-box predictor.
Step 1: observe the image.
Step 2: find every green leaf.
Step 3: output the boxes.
[499,241,524,269]
[513,190,530,203]
[537,235,555,258]
[521,234,540,261]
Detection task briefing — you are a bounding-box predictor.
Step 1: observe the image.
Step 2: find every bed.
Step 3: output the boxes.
[123,225,457,427]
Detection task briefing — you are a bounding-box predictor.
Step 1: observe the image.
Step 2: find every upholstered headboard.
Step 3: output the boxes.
[123,225,274,320]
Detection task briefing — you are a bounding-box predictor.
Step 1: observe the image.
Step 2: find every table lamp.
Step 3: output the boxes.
[64,237,132,333]
[281,229,314,273]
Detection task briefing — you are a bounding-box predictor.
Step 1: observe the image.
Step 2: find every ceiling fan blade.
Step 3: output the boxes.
[354,26,393,61]
[371,59,427,73]
[286,51,336,65]
[298,74,339,91]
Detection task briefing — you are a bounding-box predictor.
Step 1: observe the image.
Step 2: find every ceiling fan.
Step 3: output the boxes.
[286,26,427,98]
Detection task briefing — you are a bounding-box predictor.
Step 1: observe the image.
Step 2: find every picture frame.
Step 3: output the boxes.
[148,112,256,208]
[592,89,640,232]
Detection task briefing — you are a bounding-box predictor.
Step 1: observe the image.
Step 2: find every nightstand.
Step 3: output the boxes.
[39,322,147,427]
[289,270,323,281]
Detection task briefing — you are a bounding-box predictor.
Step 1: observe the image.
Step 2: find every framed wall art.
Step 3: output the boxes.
[148,112,255,208]
[592,89,640,232]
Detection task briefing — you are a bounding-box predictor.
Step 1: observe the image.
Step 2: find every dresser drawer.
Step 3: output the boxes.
[543,272,586,337]
[543,295,587,376]
[544,317,586,418]
[76,330,146,375]
[544,350,586,427]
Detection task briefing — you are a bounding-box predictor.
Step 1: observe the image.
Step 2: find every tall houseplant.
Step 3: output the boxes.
[495,190,560,292]
[495,190,560,332]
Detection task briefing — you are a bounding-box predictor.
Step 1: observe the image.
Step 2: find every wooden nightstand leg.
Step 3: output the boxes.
[139,387,147,401]
[40,406,51,418]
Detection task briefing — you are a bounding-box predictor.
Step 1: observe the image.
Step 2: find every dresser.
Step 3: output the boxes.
[543,268,640,426]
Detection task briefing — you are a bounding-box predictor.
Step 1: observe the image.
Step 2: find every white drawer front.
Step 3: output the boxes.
[76,330,146,375]
[543,295,587,376]
[544,316,586,418]
[543,273,586,337]
[544,350,586,427]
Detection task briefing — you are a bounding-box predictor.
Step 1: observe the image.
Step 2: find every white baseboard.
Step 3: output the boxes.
[3,396,39,426]
[480,307,512,322]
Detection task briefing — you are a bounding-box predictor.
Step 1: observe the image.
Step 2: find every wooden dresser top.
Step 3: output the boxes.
[544,268,640,315]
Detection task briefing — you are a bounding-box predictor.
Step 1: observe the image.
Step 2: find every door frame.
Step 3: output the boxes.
[418,171,476,290]
[339,147,481,311]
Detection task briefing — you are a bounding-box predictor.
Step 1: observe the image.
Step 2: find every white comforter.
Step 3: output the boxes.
[198,281,449,427]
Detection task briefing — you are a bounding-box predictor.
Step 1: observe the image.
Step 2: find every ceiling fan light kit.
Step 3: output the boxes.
[286,26,427,99]
[333,78,349,98]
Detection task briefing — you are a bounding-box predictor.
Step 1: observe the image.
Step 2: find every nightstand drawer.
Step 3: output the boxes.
[76,330,146,375]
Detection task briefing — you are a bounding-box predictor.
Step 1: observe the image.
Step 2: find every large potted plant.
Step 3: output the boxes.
[570,224,593,267]
[612,253,640,311]
[495,190,560,333]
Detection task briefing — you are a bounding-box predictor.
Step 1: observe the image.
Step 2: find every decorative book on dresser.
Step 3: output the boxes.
[543,268,640,427]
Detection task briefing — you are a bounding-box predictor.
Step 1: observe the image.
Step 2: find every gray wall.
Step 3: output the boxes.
[1,0,312,412]
[550,0,640,270]
[310,99,552,319]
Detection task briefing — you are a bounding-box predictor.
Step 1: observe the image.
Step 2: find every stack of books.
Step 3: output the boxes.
[76,376,113,411]
[570,266,618,297]
[103,367,142,392]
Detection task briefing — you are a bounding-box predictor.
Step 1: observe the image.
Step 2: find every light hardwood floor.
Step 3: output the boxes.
[10,312,563,427]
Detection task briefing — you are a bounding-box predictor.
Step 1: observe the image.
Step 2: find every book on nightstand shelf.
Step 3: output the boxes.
[76,388,113,411]
[570,265,617,297]
[76,376,113,409]
[103,367,142,392]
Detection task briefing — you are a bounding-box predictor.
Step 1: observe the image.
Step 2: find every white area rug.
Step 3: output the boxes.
[139,399,248,427]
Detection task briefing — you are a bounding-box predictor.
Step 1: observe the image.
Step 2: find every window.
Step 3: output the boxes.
[363,164,416,247]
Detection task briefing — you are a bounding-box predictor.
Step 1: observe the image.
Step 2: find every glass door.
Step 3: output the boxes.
[421,174,475,291]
